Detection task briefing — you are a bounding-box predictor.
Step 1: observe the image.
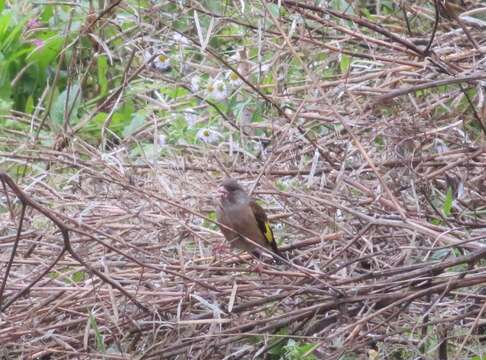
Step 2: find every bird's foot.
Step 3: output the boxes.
[212,242,230,256]
[250,261,266,274]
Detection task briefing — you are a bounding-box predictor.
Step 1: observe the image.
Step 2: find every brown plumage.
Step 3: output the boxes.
[216,178,280,257]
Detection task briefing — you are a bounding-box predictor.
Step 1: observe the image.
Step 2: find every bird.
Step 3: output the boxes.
[216,178,280,259]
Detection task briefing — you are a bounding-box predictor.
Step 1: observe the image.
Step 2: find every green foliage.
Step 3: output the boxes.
[24,95,34,114]
[360,7,372,18]
[283,340,318,359]
[430,218,441,225]
[379,0,395,14]
[387,348,414,359]
[166,115,199,144]
[80,112,108,138]
[159,86,190,100]
[266,3,283,19]
[251,329,318,360]
[457,88,478,113]
[443,187,453,217]
[0,97,12,116]
[431,186,455,225]
[89,312,106,352]
[275,179,290,191]
[50,83,82,128]
[1,1,485,359]
[0,5,64,111]
[71,270,87,284]
[203,211,218,230]
[340,54,351,74]
[447,262,468,273]
[0,11,28,108]
[97,55,109,97]
[122,111,147,138]
[430,248,451,261]
[40,4,54,22]
[268,337,318,360]
[48,268,88,284]
[260,72,275,95]
[48,271,59,280]
[111,101,136,136]
[27,33,63,70]
[78,101,136,141]
[330,0,354,14]
[374,135,384,146]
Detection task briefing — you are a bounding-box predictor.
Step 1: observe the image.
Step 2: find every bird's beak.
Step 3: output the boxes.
[217,186,228,198]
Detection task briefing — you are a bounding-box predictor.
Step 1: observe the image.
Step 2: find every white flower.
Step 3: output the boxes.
[143,49,171,72]
[191,216,203,226]
[158,134,166,146]
[196,128,221,144]
[260,63,271,72]
[153,52,171,72]
[143,50,152,62]
[184,110,198,127]
[434,138,448,154]
[173,32,190,45]
[207,79,228,101]
[190,76,201,92]
[226,70,242,88]
[238,106,252,126]
[229,50,242,62]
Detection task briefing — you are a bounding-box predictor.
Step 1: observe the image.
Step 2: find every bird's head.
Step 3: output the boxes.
[218,178,246,202]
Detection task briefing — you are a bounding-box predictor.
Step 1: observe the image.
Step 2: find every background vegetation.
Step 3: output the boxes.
[1,0,486,358]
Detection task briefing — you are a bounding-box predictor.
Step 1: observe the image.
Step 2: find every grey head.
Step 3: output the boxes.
[217,178,248,206]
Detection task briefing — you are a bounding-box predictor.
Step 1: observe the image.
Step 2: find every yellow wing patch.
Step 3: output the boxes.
[263,222,274,244]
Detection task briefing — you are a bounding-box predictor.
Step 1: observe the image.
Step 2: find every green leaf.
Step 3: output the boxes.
[0,13,12,44]
[89,313,106,352]
[0,203,7,214]
[330,0,354,14]
[82,112,107,136]
[40,4,54,22]
[340,54,350,73]
[202,211,218,230]
[431,218,441,225]
[267,3,281,18]
[50,83,82,128]
[122,112,146,138]
[167,116,189,144]
[443,187,453,217]
[374,135,384,146]
[27,34,63,70]
[25,95,34,114]
[0,97,12,116]
[430,248,450,261]
[109,101,134,136]
[159,86,189,99]
[109,113,128,135]
[0,0,4,13]
[97,55,108,97]
[381,0,395,14]
[5,20,23,46]
[136,143,160,161]
[283,339,318,360]
[48,271,60,279]
[71,270,86,283]
[361,7,372,18]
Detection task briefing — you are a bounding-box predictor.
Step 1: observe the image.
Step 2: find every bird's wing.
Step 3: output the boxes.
[250,200,279,254]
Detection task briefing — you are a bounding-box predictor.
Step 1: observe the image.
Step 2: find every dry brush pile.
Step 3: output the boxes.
[1,0,486,359]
